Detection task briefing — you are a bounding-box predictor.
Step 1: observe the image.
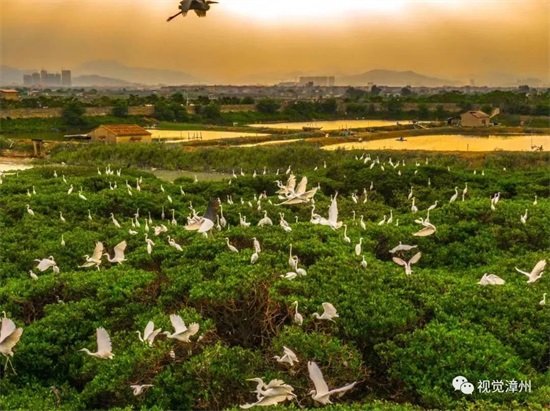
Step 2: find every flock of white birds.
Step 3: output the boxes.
[1,153,547,407]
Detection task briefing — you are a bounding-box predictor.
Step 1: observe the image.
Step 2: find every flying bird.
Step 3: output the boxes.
[477,273,505,285]
[163,314,199,342]
[307,361,357,405]
[136,321,162,347]
[392,252,422,275]
[0,313,24,374]
[312,303,339,322]
[185,198,220,234]
[167,0,218,21]
[515,260,546,283]
[80,327,114,359]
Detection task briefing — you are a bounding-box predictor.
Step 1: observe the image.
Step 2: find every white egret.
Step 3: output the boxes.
[387,210,393,224]
[88,210,93,221]
[274,346,299,366]
[59,212,66,222]
[67,185,74,195]
[225,238,239,253]
[110,213,121,228]
[515,260,546,283]
[145,234,155,255]
[377,215,386,226]
[533,195,538,206]
[258,211,273,227]
[184,199,219,234]
[136,321,162,347]
[360,215,366,230]
[449,187,459,203]
[389,242,418,254]
[26,204,35,216]
[252,237,261,254]
[520,209,528,224]
[361,255,368,269]
[413,220,437,237]
[0,313,23,374]
[80,242,104,269]
[307,361,357,405]
[392,252,422,275]
[250,251,259,264]
[35,256,56,272]
[80,327,114,359]
[427,200,438,211]
[462,182,468,201]
[167,236,183,252]
[281,272,298,280]
[78,188,87,201]
[279,213,292,232]
[312,303,339,322]
[163,315,199,342]
[343,225,351,243]
[407,186,414,200]
[130,384,154,396]
[170,209,177,226]
[355,238,363,256]
[292,301,303,325]
[61,235,66,247]
[411,198,418,214]
[29,270,38,280]
[241,378,296,409]
[540,293,546,306]
[103,241,127,264]
[477,274,505,285]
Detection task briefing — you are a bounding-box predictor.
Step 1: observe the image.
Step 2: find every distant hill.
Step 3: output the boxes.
[0,65,24,86]
[72,75,140,87]
[76,60,198,86]
[339,69,461,87]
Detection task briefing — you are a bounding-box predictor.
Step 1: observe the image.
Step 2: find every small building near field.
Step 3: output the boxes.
[0,89,20,101]
[460,110,491,127]
[88,124,152,144]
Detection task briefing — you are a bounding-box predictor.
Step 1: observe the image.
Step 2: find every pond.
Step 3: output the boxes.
[323,134,550,152]
[0,161,34,172]
[148,129,268,143]
[248,119,405,131]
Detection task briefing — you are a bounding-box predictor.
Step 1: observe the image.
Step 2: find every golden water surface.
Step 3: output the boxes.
[323,134,550,152]
[149,129,268,143]
[249,119,403,131]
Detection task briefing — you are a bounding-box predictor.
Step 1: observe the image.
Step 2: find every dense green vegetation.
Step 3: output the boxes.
[0,148,548,410]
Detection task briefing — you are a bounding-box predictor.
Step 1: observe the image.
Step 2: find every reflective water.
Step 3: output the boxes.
[249,119,403,131]
[323,134,550,152]
[149,129,268,143]
[0,162,34,172]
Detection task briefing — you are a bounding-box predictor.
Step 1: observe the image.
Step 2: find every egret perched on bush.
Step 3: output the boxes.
[515,260,546,283]
[80,327,114,359]
[307,361,357,405]
[163,315,199,342]
[292,301,303,325]
[0,312,23,374]
[355,238,363,256]
[312,303,339,322]
[225,238,239,253]
[167,236,183,251]
[274,346,299,367]
[258,211,273,227]
[26,204,35,216]
[477,273,505,285]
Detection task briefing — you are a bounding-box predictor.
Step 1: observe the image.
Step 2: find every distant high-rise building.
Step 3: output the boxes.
[24,69,68,87]
[298,76,335,87]
[61,70,72,87]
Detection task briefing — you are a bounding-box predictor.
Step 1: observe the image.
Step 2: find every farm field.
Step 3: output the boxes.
[0,148,548,410]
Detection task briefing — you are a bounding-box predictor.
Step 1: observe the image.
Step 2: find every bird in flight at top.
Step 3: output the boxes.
[167,0,218,22]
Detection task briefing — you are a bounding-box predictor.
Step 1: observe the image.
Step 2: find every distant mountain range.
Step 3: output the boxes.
[338,69,460,87]
[76,60,197,86]
[0,63,546,87]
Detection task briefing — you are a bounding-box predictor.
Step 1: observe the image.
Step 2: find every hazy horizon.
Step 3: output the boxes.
[1,0,549,85]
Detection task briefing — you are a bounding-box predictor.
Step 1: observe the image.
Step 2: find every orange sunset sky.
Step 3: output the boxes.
[1,0,548,85]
